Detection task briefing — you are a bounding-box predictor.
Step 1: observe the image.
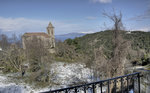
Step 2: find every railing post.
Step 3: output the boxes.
[100,82,103,93]
[127,76,129,93]
[132,76,134,93]
[107,80,110,93]
[75,87,77,93]
[114,79,117,93]
[121,77,123,93]
[138,73,140,93]
[92,84,95,93]
[84,86,86,93]
[65,90,68,93]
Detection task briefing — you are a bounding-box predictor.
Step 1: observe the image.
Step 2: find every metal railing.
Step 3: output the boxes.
[42,72,141,93]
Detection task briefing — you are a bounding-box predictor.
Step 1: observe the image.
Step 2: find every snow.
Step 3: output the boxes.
[80,31,95,34]
[126,31,131,34]
[0,73,51,93]
[50,62,93,86]
[0,62,93,93]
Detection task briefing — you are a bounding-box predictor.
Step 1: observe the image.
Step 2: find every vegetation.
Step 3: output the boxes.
[0,30,150,90]
[0,28,150,89]
[0,10,150,89]
[65,31,150,59]
[55,40,83,62]
[0,34,54,87]
[64,10,150,83]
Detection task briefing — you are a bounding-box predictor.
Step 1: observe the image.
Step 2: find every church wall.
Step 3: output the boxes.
[22,22,55,53]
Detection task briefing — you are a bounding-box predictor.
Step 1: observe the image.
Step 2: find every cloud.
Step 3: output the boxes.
[0,17,84,35]
[91,0,112,3]
[0,17,48,32]
[137,27,150,32]
[129,9,150,21]
[129,26,150,32]
[85,16,97,20]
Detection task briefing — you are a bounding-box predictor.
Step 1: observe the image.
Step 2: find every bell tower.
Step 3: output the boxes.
[47,22,55,48]
[47,22,54,37]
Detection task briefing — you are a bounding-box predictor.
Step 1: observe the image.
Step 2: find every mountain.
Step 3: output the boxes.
[55,33,87,41]
[64,30,150,64]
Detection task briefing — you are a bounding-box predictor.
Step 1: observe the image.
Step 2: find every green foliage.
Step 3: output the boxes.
[64,30,150,63]
[55,40,83,62]
[64,30,114,58]
[125,31,150,52]
[65,38,81,51]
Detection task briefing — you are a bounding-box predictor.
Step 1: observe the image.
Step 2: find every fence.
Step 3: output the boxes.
[42,72,141,93]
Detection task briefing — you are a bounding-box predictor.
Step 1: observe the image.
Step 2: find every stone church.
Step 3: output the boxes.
[22,22,55,53]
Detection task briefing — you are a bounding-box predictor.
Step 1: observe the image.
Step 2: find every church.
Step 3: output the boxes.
[22,22,55,53]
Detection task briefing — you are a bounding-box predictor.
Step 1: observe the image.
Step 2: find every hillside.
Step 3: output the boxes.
[64,30,150,67]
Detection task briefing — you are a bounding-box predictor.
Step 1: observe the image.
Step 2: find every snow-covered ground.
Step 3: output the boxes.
[50,62,93,86]
[0,61,134,93]
[0,73,51,93]
[0,62,93,93]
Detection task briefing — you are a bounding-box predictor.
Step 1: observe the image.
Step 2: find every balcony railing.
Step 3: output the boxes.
[42,72,141,93]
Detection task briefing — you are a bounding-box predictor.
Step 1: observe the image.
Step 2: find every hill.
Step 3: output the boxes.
[63,30,150,67]
[55,33,86,41]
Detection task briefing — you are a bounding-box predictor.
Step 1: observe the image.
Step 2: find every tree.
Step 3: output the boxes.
[1,48,25,73]
[0,34,10,50]
[23,36,53,73]
[92,47,107,81]
[103,9,124,31]
[11,33,17,43]
[103,10,130,93]
[16,34,22,48]
[23,36,53,83]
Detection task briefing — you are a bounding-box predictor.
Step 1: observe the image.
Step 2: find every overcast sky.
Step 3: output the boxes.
[0,0,150,35]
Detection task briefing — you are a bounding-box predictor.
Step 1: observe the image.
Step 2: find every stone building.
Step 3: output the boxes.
[22,22,55,53]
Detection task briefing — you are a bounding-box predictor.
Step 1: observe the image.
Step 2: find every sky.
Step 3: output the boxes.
[0,0,150,35]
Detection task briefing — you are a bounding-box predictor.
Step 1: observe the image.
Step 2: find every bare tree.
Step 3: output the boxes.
[103,9,124,31]
[0,34,10,50]
[8,49,25,71]
[92,47,107,81]
[103,10,130,93]
[22,36,53,82]
[1,47,25,73]
[11,33,17,43]
[103,10,126,76]
[16,34,23,48]
[24,36,51,72]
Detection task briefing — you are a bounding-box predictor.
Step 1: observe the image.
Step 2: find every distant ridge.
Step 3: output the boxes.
[55,32,87,41]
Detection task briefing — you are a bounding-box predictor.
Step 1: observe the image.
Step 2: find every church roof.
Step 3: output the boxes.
[23,32,50,38]
[48,22,54,28]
